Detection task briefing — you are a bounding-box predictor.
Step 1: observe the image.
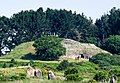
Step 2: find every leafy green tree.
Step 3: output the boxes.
[33,35,66,61]
[95,7,120,47]
[89,53,120,67]
[104,35,120,54]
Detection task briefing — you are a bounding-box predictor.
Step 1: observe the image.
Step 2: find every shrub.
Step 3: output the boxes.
[110,68,120,77]
[0,73,26,81]
[64,67,81,81]
[89,53,111,64]
[9,63,14,67]
[88,79,97,83]
[11,58,16,63]
[89,53,120,67]
[93,71,109,81]
[69,62,77,67]
[10,75,20,81]
[2,63,7,68]
[0,76,10,81]
[66,74,83,81]
[56,60,69,71]
[64,67,78,76]
[19,73,26,80]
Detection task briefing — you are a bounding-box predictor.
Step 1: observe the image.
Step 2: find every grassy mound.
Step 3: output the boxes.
[1,42,35,59]
[1,39,110,59]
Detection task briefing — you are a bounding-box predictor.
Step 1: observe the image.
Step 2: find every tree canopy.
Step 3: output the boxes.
[1,7,120,55]
[104,35,120,54]
[0,7,97,56]
[33,35,66,61]
[95,7,120,47]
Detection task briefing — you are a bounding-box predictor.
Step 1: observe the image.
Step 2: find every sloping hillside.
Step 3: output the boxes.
[1,39,110,59]
[1,42,35,59]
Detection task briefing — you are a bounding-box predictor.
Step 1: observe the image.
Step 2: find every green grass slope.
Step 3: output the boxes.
[0,42,35,59]
[1,39,110,59]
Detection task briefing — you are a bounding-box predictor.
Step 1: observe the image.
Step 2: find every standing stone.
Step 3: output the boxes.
[48,70,56,80]
[35,69,42,78]
[27,67,34,77]
[109,75,117,83]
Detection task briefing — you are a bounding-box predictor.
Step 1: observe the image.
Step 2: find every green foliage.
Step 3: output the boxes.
[86,37,97,44]
[64,68,79,76]
[56,60,69,71]
[1,42,35,59]
[0,7,96,56]
[110,68,120,77]
[95,7,120,48]
[8,58,17,67]
[64,68,82,81]
[90,53,120,67]
[11,58,16,63]
[0,59,29,68]
[66,74,83,81]
[33,35,66,60]
[104,35,120,54]
[88,79,97,83]
[0,76,10,81]
[76,62,99,74]
[19,73,26,80]
[29,60,35,67]
[0,73,26,81]
[9,63,14,67]
[93,71,109,81]
[2,63,7,68]
[89,53,111,67]
[1,6,120,58]
[10,75,20,81]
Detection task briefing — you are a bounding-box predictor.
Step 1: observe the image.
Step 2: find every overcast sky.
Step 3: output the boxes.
[0,0,120,21]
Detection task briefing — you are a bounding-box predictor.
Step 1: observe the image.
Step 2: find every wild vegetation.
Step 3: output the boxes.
[1,38,110,59]
[0,6,120,83]
[33,35,66,61]
[0,7,96,55]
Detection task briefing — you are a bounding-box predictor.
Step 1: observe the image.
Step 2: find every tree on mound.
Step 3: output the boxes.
[33,35,66,61]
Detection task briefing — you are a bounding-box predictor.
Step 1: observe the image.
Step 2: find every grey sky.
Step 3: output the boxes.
[0,0,120,21]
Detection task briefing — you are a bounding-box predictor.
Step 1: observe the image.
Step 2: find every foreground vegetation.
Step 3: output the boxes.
[0,53,120,83]
[0,79,88,83]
